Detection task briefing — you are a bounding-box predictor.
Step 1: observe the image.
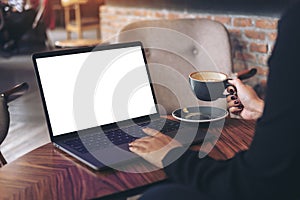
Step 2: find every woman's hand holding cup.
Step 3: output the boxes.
[226,79,264,120]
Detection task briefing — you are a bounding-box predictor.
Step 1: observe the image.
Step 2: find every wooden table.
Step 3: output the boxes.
[0,118,256,199]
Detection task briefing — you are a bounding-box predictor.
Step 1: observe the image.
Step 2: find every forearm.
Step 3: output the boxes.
[163,148,235,199]
[162,146,296,200]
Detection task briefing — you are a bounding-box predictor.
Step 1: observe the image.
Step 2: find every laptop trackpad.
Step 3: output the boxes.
[90,144,139,166]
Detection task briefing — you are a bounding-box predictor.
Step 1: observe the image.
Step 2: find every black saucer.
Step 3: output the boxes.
[172,106,228,123]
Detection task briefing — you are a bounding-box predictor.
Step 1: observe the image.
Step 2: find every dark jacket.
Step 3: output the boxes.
[163,1,300,199]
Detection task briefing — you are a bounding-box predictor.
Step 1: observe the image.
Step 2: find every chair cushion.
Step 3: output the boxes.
[118,19,232,114]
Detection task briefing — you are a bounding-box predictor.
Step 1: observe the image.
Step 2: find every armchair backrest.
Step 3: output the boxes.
[0,96,9,148]
[117,19,233,114]
[0,82,29,167]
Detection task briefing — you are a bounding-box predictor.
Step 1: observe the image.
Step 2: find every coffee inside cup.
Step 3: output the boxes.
[190,71,227,82]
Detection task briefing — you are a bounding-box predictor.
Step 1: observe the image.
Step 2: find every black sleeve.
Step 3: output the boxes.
[162,2,300,200]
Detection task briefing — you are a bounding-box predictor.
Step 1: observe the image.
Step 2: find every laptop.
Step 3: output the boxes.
[32,41,208,170]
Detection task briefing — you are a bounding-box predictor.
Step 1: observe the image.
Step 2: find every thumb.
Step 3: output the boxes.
[142,127,161,137]
[228,78,244,90]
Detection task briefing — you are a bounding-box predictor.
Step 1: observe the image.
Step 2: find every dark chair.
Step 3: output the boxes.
[0,1,51,56]
[0,82,29,167]
[61,0,103,39]
[14,0,53,54]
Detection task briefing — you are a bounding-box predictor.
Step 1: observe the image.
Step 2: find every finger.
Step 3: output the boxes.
[228,78,244,91]
[130,136,152,143]
[226,85,236,94]
[231,110,242,116]
[227,101,238,108]
[228,78,237,85]
[129,145,148,154]
[129,138,151,147]
[142,127,161,137]
[129,140,152,152]
[228,106,243,114]
[227,99,241,108]
[226,94,237,102]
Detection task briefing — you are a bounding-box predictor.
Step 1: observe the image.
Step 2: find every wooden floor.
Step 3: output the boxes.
[0,28,99,163]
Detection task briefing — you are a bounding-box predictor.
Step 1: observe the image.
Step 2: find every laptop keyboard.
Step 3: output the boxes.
[63,119,180,154]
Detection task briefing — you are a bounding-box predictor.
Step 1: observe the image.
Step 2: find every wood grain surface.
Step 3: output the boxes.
[0,118,256,199]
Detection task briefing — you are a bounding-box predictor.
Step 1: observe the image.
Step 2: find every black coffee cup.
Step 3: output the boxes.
[189,71,231,101]
[189,69,257,101]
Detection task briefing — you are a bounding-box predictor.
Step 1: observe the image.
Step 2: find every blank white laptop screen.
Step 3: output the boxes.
[36,46,157,136]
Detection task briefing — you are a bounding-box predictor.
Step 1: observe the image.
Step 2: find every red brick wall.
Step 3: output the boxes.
[100,5,278,88]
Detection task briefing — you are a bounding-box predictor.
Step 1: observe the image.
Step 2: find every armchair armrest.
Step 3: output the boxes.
[1,82,29,103]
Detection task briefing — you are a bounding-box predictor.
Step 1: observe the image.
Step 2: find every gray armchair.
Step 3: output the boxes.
[0,82,29,166]
[117,19,233,114]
